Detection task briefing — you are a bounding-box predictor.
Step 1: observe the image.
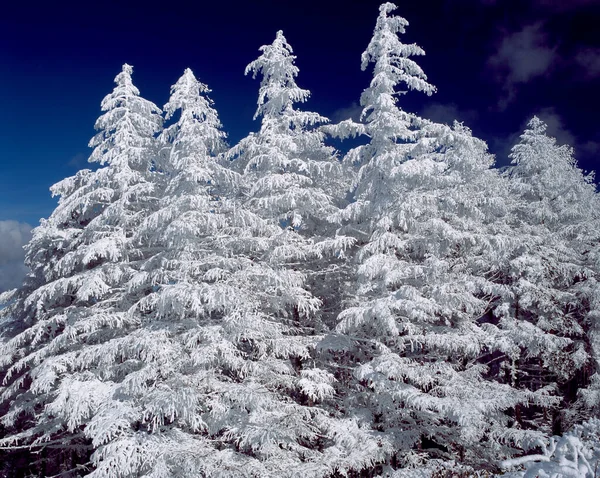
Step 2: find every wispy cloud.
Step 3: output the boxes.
[331,102,362,123]
[421,102,479,127]
[0,220,32,293]
[67,152,87,168]
[574,48,600,79]
[488,23,556,109]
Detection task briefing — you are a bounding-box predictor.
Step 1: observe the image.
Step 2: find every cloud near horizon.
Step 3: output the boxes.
[0,220,32,293]
[331,102,363,123]
[421,102,479,128]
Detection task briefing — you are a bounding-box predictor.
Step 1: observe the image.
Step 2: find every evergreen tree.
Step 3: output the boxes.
[216,31,381,476]
[0,63,163,476]
[502,117,600,433]
[1,5,598,477]
[231,30,352,242]
[0,63,369,478]
[232,30,357,331]
[325,4,557,472]
[323,2,435,172]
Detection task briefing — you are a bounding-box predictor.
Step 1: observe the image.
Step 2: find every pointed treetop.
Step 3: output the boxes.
[177,67,208,94]
[361,3,435,95]
[524,115,549,136]
[89,63,162,167]
[370,2,409,52]
[510,116,558,167]
[354,2,436,147]
[274,30,291,51]
[245,30,310,120]
[164,68,212,120]
[113,63,135,88]
[181,67,203,89]
[509,115,598,214]
[105,62,140,102]
[245,30,297,81]
[161,68,225,162]
[379,1,397,15]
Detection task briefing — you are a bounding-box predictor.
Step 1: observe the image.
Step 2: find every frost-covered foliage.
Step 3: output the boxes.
[126,67,375,477]
[0,63,164,475]
[501,117,600,433]
[1,4,599,478]
[500,418,600,478]
[322,2,560,472]
[231,30,351,240]
[230,30,355,327]
[323,1,435,159]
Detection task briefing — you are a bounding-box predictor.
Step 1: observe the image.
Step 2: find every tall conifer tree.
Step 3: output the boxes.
[0,64,163,475]
[326,4,557,472]
[502,117,600,432]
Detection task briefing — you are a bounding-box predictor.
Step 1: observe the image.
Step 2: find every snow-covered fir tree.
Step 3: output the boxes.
[323,2,435,170]
[322,3,560,473]
[231,30,358,331]
[0,63,164,476]
[212,31,382,475]
[231,30,352,244]
[0,58,372,478]
[501,117,600,434]
[116,67,365,477]
[230,31,350,321]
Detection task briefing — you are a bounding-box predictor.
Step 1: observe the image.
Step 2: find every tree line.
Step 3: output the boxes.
[1,3,599,477]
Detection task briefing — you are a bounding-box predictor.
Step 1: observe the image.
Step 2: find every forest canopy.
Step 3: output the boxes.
[1,3,599,477]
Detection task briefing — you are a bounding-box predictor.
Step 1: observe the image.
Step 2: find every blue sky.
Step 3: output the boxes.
[1,0,599,289]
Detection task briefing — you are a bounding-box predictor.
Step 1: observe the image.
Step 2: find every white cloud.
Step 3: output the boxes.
[421,102,479,127]
[488,23,556,109]
[536,107,576,147]
[331,102,363,123]
[575,48,600,79]
[0,221,32,292]
[532,0,599,11]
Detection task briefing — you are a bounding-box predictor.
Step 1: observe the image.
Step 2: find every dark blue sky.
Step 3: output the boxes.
[2,0,599,227]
